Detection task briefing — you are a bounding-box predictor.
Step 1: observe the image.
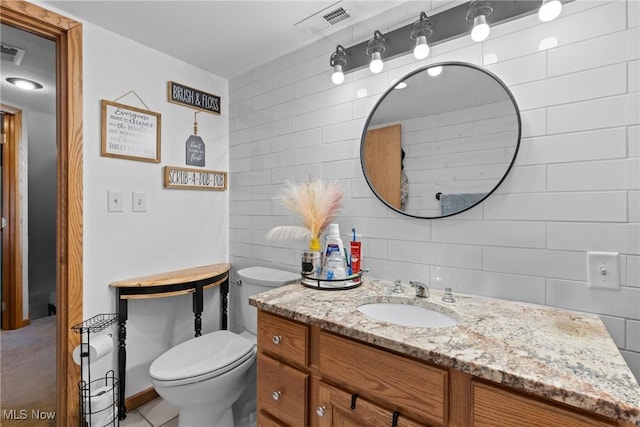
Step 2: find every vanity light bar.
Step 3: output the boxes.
[331,0,572,78]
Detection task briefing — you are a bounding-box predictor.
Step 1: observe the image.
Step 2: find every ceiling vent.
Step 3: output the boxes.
[1,42,26,65]
[295,2,353,35]
[323,7,351,26]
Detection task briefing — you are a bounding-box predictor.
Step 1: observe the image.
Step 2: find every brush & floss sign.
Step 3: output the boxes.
[168,81,221,167]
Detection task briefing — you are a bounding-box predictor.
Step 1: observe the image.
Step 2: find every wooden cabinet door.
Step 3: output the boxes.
[317,382,424,427]
[471,381,617,427]
[257,353,309,426]
[319,331,447,426]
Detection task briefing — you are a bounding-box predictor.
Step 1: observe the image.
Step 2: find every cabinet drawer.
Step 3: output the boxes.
[317,382,425,427]
[257,353,309,427]
[319,331,448,426]
[257,410,288,427]
[258,311,308,367]
[471,381,617,427]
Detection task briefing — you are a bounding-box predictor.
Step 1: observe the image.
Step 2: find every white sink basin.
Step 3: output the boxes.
[357,302,458,328]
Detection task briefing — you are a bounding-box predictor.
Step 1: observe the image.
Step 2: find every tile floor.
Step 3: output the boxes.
[119,397,256,427]
[120,398,179,427]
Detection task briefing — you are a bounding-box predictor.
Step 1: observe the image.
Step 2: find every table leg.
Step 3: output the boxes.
[117,296,128,420]
[193,284,203,337]
[221,276,229,330]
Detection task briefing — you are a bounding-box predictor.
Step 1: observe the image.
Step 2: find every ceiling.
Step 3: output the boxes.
[1,24,56,115]
[2,0,429,115]
[40,0,418,79]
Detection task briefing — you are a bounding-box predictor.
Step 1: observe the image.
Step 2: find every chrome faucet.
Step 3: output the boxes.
[409,281,429,298]
[392,279,404,293]
[442,287,455,303]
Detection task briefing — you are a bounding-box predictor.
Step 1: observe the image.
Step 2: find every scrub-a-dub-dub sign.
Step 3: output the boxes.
[101,100,161,162]
[164,166,227,191]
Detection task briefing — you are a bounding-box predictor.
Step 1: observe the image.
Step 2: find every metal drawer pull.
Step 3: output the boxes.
[272,391,282,401]
[350,394,358,409]
[391,411,400,427]
[272,335,282,344]
[316,406,326,416]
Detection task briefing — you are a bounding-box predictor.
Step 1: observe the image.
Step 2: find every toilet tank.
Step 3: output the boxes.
[237,267,299,335]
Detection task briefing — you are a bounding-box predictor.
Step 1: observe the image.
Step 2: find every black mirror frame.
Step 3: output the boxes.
[360,61,522,219]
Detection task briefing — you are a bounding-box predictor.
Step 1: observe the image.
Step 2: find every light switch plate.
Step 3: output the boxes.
[107,191,124,212]
[132,192,147,212]
[587,252,620,290]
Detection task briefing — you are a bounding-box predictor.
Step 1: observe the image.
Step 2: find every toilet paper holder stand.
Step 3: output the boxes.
[71,313,120,426]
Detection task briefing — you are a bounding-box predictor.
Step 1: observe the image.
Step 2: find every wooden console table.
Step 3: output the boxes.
[109,262,230,419]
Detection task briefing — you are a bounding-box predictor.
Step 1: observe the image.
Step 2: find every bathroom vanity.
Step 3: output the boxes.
[250,278,640,427]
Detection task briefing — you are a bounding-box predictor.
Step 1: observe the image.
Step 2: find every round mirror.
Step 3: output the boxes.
[360,62,521,218]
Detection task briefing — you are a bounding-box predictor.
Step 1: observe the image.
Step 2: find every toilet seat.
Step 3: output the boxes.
[149,330,256,387]
[238,330,257,345]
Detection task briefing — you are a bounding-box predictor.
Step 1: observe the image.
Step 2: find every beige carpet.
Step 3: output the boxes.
[0,316,56,427]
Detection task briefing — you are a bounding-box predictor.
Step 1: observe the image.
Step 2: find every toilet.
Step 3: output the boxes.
[149,266,299,427]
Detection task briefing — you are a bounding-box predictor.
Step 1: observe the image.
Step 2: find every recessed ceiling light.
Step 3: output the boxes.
[6,77,43,90]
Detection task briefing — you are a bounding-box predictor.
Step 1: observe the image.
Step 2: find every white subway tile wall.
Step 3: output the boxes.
[229,0,640,381]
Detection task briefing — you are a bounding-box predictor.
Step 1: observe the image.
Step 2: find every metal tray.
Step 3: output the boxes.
[300,270,365,291]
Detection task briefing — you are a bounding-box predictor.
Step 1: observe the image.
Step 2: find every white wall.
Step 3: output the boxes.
[70,22,230,394]
[229,0,640,381]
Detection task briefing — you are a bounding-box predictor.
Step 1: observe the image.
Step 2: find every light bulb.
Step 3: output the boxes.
[538,36,558,51]
[369,52,384,74]
[433,266,443,288]
[471,14,490,42]
[427,66,442,77]
[483,53,498,65]
[356,88,368,98]
[538,0,562,22]
[413,35,430,60]
[331,65,344,85]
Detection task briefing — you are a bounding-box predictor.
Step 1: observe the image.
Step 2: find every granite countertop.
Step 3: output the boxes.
[249,277,640,425]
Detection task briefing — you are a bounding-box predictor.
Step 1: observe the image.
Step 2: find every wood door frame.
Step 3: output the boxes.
[0,1,83,425]
[1,106,25,330]
[363,124,402,210]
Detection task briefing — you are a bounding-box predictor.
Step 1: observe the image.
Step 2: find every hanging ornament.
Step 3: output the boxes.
[185,112,205,167]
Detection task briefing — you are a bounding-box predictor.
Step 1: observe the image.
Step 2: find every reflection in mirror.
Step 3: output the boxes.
[361,62,521,219]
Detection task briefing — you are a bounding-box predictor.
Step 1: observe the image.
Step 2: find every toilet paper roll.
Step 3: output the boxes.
[84,385,117,426]
[72,334,113,365]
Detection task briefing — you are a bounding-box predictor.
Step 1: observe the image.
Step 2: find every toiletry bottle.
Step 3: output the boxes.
[324,224,345,260]
[323,224,347,277]
[325,250,347,279]
[350,240,361,274]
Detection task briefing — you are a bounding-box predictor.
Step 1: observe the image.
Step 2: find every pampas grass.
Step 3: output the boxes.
[265,225,312,241]
[266,180,344,242]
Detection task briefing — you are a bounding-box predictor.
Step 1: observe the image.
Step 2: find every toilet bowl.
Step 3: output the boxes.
[149,266,299,427]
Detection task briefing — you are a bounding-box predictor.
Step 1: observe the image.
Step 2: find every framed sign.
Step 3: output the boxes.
[164,166,227,191]
[168,81,221,115]
[185,135,205,167]
[101,99,161,162]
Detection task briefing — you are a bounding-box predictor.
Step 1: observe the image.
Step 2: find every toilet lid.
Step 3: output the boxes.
[149,330,255,383]
[237,266,299,287]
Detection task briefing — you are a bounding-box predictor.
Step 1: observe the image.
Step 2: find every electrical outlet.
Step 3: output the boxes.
[132,192,147,212]
[587,252,620,290]
[107,191,124,212]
